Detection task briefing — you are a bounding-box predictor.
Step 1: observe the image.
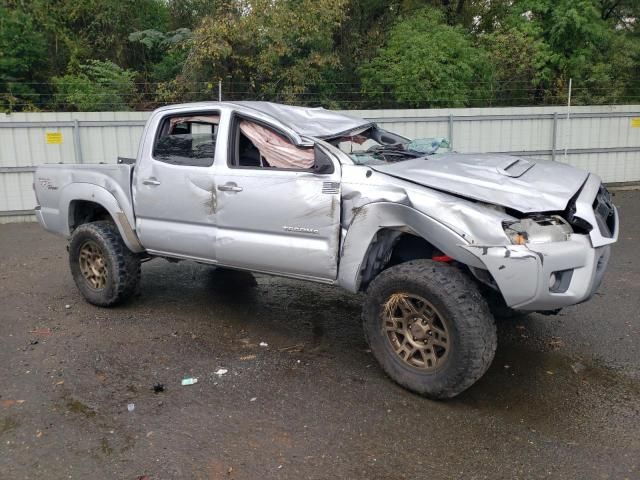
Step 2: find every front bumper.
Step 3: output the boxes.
[464,235,612,310]
[463,175,618,311]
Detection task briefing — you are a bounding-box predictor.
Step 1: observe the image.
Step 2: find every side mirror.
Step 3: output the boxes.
[313,145,335,175]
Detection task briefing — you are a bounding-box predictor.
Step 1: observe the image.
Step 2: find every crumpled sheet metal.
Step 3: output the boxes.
[340,165,512,246]
[337,165,516,291]
[462,235,601,310]
[371,153,589,213]
[230,101,372,139]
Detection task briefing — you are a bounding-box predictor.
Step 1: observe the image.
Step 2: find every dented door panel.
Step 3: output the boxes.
[214,168,341,280]
[133,163,219,260]
[132,107,222,260]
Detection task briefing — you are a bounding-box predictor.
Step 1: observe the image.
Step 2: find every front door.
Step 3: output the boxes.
[214,117,341,280]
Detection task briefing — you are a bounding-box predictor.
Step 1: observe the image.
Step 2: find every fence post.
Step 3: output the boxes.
[564,78,572,162]
[73,119,83,164]
[448,113,454,150]
[551,112,557,161]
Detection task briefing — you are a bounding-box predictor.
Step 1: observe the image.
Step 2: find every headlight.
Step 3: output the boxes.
[503,215,573,245]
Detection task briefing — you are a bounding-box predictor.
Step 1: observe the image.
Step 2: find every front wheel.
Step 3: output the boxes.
[363,260,497,399]
[69,221,141,307]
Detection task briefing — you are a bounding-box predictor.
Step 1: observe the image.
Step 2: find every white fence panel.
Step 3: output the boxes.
[1,105,639,221]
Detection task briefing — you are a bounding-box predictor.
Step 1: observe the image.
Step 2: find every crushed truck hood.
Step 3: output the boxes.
[370,153,589,213]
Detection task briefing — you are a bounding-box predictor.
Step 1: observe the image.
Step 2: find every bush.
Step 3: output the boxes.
[52,60,137,111]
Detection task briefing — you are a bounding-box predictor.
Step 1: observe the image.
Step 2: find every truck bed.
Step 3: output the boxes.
[34,163,135,237]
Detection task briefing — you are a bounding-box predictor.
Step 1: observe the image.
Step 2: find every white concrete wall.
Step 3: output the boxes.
[1,105,639,221]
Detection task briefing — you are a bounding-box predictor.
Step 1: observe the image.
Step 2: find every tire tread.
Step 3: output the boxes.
[363,260,497,398]
[69,221,140,306]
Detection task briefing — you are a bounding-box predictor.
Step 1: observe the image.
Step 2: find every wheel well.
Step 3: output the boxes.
[359,230,436,291]
[69,200,113,231]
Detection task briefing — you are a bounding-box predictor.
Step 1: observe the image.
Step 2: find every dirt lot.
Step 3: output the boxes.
[1,191,639,479]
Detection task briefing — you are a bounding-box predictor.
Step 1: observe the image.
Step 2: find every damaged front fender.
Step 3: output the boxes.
[338,202,485,292]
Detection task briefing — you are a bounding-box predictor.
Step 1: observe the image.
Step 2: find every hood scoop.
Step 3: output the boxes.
[497,158,533,177]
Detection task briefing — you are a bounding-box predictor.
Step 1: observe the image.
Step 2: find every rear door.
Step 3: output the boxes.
[213,116,341,280]
[133,112,220,260]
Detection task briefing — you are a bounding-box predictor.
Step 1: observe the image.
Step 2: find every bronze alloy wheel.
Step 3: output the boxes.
[78,240,108,290]
[382,293,450,371]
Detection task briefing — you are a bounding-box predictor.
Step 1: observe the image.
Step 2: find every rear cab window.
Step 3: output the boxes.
[153,113,220,167]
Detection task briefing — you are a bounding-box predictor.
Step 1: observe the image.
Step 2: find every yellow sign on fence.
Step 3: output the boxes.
[631,118,640,128]
[45,132,63,144]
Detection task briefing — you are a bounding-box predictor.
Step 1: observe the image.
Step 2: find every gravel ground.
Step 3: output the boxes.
[0,190,638,479]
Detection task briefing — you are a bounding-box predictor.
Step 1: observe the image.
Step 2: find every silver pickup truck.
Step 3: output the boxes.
[34,101,619,398]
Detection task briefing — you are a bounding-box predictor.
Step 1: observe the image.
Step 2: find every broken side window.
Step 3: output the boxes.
[153,114,220,167]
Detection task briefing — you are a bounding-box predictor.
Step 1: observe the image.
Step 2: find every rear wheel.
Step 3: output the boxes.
[363,260,497,399]
[69,221,140,306]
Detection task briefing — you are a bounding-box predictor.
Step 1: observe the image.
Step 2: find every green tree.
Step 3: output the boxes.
[501,0,640,104]
[167,0,220,29]
[52,60,137,111]
[129,28,192,82]
[359,8,489,107]
[0,6,49,111]
[181,0,349,104]
[479,27,555,105]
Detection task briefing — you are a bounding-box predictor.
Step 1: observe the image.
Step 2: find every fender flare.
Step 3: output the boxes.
[337,202,484,292]
[59,183,144,253]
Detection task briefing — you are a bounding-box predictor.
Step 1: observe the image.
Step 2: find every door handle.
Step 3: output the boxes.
[218,183,243,192]
[142,177,161,186]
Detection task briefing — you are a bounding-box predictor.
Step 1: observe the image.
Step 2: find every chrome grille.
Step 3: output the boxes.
[593,185,615,238]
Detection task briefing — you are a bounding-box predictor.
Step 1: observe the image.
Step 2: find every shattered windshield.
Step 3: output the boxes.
[328,126,450,165]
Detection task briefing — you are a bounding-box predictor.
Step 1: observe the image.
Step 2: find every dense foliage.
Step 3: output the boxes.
[1,0,638,111]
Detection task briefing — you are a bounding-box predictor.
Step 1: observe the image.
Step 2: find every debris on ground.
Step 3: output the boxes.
[548,337,565,350]
[250,397,257,402]
[65,304,71,309]
[181,377,198,386]
[153,383,165,393]
[239,355,256,361]
[29,340,39,345]
[29,328,52,336]
[279,344,304,353]
[127,403,135,412]
[515,325,528,338]
[2,399,25,408]
[214,368,228,376]
[259,342,268,347]
[571,362,586,374]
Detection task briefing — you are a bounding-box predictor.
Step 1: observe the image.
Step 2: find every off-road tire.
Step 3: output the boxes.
[363,260,497,399]
[69,221,140,307]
